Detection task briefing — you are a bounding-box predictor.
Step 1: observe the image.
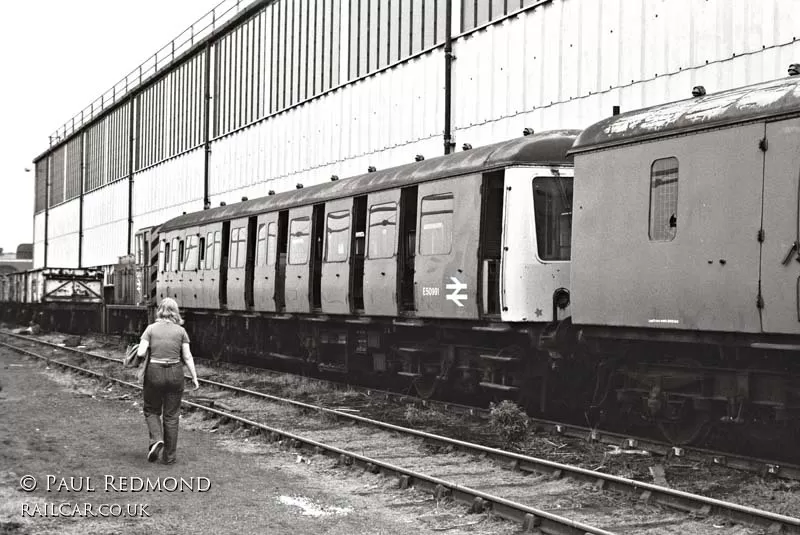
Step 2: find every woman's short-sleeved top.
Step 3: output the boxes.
[141,320,190,364]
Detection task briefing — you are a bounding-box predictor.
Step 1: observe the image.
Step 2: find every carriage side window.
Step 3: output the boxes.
[325,210,351,262]
[198,237,206,266]
[419,193,454,256]
[229,227,247,268]
[213,231,221,269]
[649,157,679,241]
[289,217,310,264]
[367,202,397,259]
[178,240,186,270]
[170,238,180,271]
[184,235,198,270]
[256,224,267,266]
[163,242,171,271]
[205,232,215,269]
[266,222,277,266]
[532,176,573,261]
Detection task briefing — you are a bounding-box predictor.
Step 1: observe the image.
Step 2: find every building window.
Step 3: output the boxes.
[649,157,679,242]
[229,227,247,268]
[367,202,397,259]
[289,217,310,265]
[266,222,277,266]
[532,176,573,261]
[419,193,454,256]
[325,210,351,263]
[256,224,267,266]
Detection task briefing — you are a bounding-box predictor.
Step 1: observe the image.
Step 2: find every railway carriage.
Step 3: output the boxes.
[152,131,578,405]
[568,75,800,444]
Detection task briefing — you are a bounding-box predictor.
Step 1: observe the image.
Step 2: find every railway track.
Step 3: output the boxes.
[2,331,799,534]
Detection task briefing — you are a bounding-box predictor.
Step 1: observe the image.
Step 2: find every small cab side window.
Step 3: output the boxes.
[532,176,573,261]
[163,242,171,271]
[325,210,351,262]
[419,193,454,256]
[198,237,206,266]
[367,202,397,259]
[289,217,310,265]
[649,157,679,241]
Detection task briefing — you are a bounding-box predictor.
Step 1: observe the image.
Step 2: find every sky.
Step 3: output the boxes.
[0,0,225,254]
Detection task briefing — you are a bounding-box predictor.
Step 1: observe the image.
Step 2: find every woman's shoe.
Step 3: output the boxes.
[147,441,164,462]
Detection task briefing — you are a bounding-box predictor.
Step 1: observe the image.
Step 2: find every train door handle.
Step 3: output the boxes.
[297,275,302,279]
[381,272,385,276]
[336,273,340,277]
[782,241,799,265]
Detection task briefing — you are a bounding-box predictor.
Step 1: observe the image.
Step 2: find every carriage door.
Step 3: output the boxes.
[414,175,482,319]
[760,118,800,334]
[363,189,402,316]
[226,218,249,311]
[284,206,314,313]
[254,212,280,311]
[320,197,353,314]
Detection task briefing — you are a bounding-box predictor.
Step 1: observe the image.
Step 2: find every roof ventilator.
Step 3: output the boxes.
[220,202,227,207]
[368,166,377,173]
[462,143,472,151]
[241,196,248,202]
[691,86,706,97]
[789,64,800,76]
[415,154,425,161]
[522,127,535,136]
[296,183,304,189]
[268,190,276,195]
[330,175,339,181]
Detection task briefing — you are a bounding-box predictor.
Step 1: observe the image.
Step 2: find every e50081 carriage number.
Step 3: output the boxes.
[422,287,440,296]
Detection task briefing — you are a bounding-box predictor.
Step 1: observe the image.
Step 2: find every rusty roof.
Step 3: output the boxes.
[160,130,579,232]
[571,76,800,154]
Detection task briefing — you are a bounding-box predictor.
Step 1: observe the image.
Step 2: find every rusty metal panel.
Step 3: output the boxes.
[363,188,401,316]
[413,174,482,319]
[571,124,764,333]
[47,200,81,268]
[320,197,353,315]
[760,118,800,334]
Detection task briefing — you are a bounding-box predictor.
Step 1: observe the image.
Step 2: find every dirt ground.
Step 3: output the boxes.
[0,347,519,535]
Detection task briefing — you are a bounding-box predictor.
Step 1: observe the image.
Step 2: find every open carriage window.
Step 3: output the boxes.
[419,193,454,256]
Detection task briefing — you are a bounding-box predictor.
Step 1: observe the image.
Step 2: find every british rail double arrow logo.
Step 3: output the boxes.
[445,277,468,307]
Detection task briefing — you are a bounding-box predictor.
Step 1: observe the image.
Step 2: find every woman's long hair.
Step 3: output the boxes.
[156,297,183,325]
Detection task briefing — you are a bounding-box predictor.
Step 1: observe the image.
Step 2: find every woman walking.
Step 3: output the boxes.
[135,298,199,464]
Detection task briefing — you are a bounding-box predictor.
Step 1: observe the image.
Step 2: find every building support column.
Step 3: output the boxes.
[203,42,212,210]
[127,99,136,255]
[443,0,456,155]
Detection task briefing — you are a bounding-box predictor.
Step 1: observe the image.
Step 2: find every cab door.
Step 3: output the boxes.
[363,190,401,316]
[254,212,280,311]
[321,198,353,314]
[284,206,314,313]
[760,118,800,334]
[226,218,249,311]
[414,175,482,319]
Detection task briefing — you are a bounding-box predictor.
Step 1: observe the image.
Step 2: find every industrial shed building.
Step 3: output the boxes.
[32,0,800,269]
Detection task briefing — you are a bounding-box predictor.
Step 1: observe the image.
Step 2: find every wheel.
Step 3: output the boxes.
[656,399,710,445]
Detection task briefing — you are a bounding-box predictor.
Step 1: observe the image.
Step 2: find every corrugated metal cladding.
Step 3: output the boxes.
[46,201,80,268]
[34,160,47,214]
[33,214,46,269]
[209,50,443,197]
[136,52,205,171]
[208,134,443,208]
[84,103,131,192]
[452,0,800,145]
[132,147,205,233]
[83,180,130,267]
[46,137,83,208]
[211,0,447,138]
[460,0,542,31]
